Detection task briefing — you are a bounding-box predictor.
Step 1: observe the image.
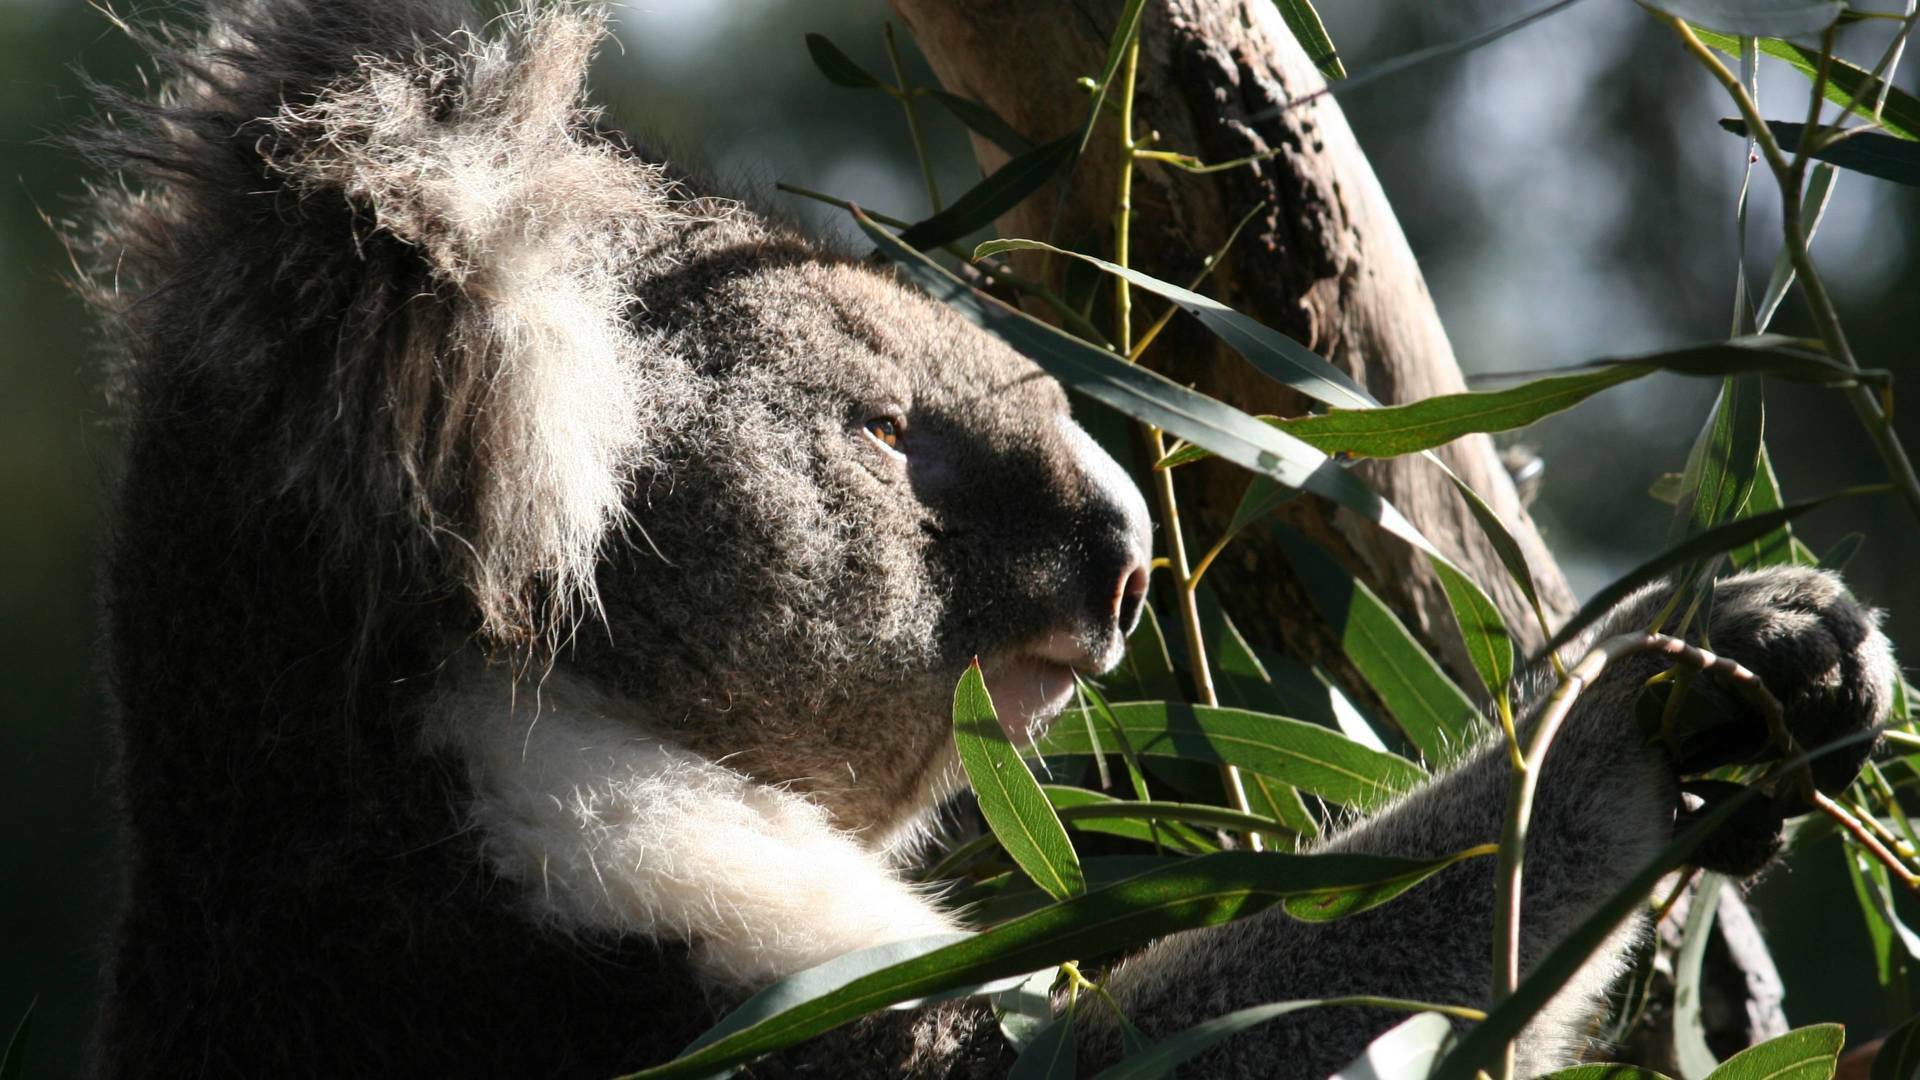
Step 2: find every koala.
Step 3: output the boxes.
[74,2,1893,1078]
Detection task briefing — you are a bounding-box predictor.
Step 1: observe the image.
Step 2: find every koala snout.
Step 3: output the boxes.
[1056,414,1154,669]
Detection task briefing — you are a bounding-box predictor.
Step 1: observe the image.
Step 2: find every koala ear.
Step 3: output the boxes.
[268,3,683,643]
[80,1,683,646]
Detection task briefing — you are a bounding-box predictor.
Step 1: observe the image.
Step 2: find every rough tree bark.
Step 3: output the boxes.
[892,0,1784,1062]
[890,0,1573,686]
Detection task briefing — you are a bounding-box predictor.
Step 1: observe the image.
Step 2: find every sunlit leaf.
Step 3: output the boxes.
[1040,785,1219,853]
[1701,1024,1843,1080]
[1720,119,1920,188]
[631,849,1482,1079]
[1037,700,1427,806]
[1272,526,1479,763]
[804,33,884,89]
[1645,0,1842,37]
[1330,1012,1457,1080]
[1692,27,1920,141]
[1672,873,1727,1079]
[955,660,1085,900]
[1728,444,1817,568]
[1274,0,1347,80]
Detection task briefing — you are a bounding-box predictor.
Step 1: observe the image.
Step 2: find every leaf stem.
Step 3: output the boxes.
[884,23,941,214]
[1815,789,1920,892]
[1664,15,1920,530]
[1108,27,1260,843]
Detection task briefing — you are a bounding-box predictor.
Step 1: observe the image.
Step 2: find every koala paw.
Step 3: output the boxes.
[1701,566,1896,798]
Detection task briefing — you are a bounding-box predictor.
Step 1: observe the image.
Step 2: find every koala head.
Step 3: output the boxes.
[572,225,1153,838]
[77,0,1149,845]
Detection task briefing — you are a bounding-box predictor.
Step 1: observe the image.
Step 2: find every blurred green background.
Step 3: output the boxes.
[3,1,1916,1074]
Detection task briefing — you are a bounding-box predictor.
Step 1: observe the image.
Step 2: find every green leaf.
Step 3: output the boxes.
[1095,999,1467,1079]
[1043,785,1290,842]
[1330,1012,1457,1080]
[1273,366,1645,459]
[1693,27,1920,142]
[632,850,1476,1080]
[1272,526,1479,763]
[1540,492,1862,658]
[1644,0,1842,37]
[1432,550,1514,704]
[1008,1003,1077,1079]
[1872,1012,1920,1080]
[1755,164,1838,332]
[1041,784,1216,853]
[993,969,1060,1053]
[1106,604,1184,703]
[1730,444,1818,569]
[954,660,1085,901]
[1037,700,1427,807]
[804,33,884,90]
[1674,377,1766,542]
[923,90,1035,154]
[1274,0,1347,80]
[0,1000,31,1080]
[974,238,1377,411]
[1673,873,1727,1080]
[899,136,1077,251]
[1720,119,1920,188]
[1702,1024,1844,1080]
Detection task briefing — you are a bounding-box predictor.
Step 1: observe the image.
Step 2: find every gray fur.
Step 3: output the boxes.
[75,2,1892,1077]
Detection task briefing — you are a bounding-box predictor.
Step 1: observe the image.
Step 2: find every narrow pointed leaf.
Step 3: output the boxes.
[1097,998,1468,1080]
[804,33,884,89]
[899,136,1077,250]
[1037,700,1426,806]
[955,660,1084,900]
[1644,0,1842,36]
[1043,786,1289,843]
[1330,1012,1458,1080]
[1755,164,1838,332]
[1729,444,1817,569]
[631,849,1479,1080]
[1693,27,1920,141]
[1672,377,1765,543]
[1273,366,1644,459]
[924,90,1035,154]
[1041,784,1217,853]
[975,237,1376,410]
[1275,0,1347,80]
[1872,1012,1920,1080]
[1008,1005,1077,1079]
[1107,605,1184,703]
[1720,119,1920,187]
[1273,526,1480,762]
[1701,1024,1843,1080]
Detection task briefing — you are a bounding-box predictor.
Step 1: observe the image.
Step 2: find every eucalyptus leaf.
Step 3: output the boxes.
[1755,164,1838,332]
[1272,526,1480,763]
[1720,119,1920,188]
[1040,785,1220,853]
[899,136,1077,251]
[924,90,1035,154]
[954,660,1085,901]
[1035,700,1428,806]
[1540,1067,1675,1080]
[630,849,1485,1080]
[1728,444,1817,568]
[1693,26,1920,141]
[1643,0,1842,36]
[1008,1003,1077,1079]
[804,33,884,90]
[1274,0,1347,80]
[1701,1024,1843,1080]
[1329,1011,1457,1080]
[1871,1011,1920,1080]
[1672,873,1727,1080]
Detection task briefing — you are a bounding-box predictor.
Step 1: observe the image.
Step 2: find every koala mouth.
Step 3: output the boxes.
[981,631,1125,747]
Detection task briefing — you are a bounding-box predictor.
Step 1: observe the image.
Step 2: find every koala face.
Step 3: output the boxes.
[575,230,1152,836]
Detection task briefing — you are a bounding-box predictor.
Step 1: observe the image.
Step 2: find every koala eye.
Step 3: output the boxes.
[863,415,905,453]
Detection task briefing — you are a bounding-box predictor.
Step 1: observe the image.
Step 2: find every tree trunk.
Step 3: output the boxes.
[890,0,1574,688]
[892,0,1777,1063]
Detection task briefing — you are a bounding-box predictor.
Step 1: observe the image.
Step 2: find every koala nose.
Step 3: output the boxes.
[1114,563,1149,637]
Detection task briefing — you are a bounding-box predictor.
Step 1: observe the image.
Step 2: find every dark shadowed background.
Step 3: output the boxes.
[3,1,1916,1074]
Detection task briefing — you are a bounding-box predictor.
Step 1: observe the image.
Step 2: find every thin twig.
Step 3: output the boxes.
[884,23,941,214]
[1815,789,1920,892]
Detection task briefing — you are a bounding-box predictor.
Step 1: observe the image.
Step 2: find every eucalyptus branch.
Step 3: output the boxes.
[1108,29,1259,841]
[884,23,941,214]
[1490,631,1787,1079]
[1664,15,1920,529]
[1814,789,1920,891]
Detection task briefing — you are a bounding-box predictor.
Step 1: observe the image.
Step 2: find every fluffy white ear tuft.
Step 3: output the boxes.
[269,3,683,640]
